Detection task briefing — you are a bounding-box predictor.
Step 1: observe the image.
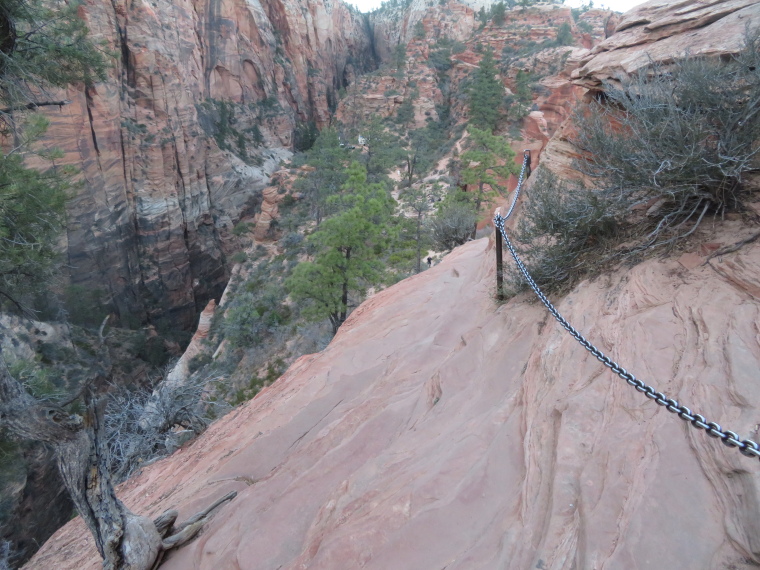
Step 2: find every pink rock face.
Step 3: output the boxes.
[573,0,760,90]
[164,299,217,388]
[28,227,760,569]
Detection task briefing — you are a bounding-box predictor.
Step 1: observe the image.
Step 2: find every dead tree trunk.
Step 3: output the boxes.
[0,362,235,569]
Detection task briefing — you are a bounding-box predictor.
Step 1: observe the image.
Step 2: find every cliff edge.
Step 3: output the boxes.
[28,221,760,568]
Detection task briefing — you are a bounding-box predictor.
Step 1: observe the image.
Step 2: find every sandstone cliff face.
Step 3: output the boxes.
[369,0,476,62]
[573,0,760,90]
[342,2,612,183]
[42,0,374,329]
[532,0,760,182]
[28,220,760,570]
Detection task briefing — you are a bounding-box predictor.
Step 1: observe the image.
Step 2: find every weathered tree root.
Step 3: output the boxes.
[147,491,237,570]
[0,357,239,570]
[703,230,760,264]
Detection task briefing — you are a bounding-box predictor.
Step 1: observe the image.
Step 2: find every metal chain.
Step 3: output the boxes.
[493,151,760,461]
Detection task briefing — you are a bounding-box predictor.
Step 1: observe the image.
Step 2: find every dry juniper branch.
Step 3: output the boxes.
[0,322,237,569]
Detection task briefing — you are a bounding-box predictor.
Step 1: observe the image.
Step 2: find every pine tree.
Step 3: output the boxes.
[492,2,506,25]
[0,129,69,311]
[0,0,108,113]
[286,162,396,333]
[468,47,504,133]
[296,127,348,225]
[361,116,403,182]
[414,20,425,39]
[461,127,517,236]
[514,69,533,103]
[395,92,416,128]
[394,42,407,76]
[0,0,108,312]
[556,22,574,46]
[400,183,440,272]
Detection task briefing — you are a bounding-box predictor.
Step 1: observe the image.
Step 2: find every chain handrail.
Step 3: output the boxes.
[493,151,760,462]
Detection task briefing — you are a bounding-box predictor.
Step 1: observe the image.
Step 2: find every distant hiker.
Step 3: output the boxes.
[427,256,432,267]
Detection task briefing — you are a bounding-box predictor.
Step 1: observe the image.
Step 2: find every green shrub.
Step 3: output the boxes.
[414,20,425,39]
[230,251,247,264]
[510,167,622,292]
[577,20,593,34]
[556,22,573,46]
[512,32,760,292]
[221,285,290,349]
[574,32,760,244]
[63,285,108,327]
[232,222,253,236]
[430,194,478,250]
[188,352,212,374]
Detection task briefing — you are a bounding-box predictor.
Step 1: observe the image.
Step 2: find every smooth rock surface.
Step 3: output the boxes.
[28,225,760,569]
[573,0,760,90]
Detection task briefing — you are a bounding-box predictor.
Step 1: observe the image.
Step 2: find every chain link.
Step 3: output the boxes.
[493,151,760,461]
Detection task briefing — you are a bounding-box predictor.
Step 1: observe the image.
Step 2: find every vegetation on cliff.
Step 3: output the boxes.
[0,0,107,315]
[287,162,397,333]
[513,31,760,292]
[0,3,235,568]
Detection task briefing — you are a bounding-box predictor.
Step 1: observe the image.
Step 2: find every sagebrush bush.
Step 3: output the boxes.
[512,30,760,292]
[104,374,230,481]
[430,198,478,250]
[574,31,760,238]
[510,168,623,290]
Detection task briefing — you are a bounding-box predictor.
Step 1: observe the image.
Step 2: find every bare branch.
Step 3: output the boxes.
[0,99,70,113]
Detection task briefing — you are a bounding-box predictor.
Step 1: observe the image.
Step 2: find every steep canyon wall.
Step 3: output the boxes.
[41,0,374,329]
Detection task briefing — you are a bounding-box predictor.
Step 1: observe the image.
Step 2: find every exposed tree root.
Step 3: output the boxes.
[0,357,238,570]
[703,230,760,264]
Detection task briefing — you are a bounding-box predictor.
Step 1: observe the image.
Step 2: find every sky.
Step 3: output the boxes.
[347,0,646,15]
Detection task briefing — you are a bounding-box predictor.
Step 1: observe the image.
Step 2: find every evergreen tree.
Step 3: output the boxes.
[401,127,435,188]
[0,131,69,312]
[556,22,574,46]
[509,69,533,120]
[360,116,403,182]
[395,91,416,128]
[468,47,504,133]
[296,127,348,225]
[394,42,407,75]
[286,162,396,333]
[0,0,108,312]
[492,2,506,25]
[477,7,488,28]
[400,183,440,272]
[414,20,425,39]
[515,70,533,103]
[461,127,517,236]
[0,0,108,114]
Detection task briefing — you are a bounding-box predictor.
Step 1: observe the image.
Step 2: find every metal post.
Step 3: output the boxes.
[524,149,531,179]
[495,222,504,301]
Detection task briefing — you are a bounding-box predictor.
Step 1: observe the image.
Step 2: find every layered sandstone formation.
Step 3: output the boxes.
[573,0,760,90]
[369,0,477,62]
[532,0,760,182]
[29,215,760,569]
[26,1,760,568]
[41,0,374,328]
[163,299,217,389]
[341,3,611,151]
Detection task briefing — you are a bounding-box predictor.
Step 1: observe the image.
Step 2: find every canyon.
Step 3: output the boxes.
[39,0,374,329]
[16,0,760,568]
